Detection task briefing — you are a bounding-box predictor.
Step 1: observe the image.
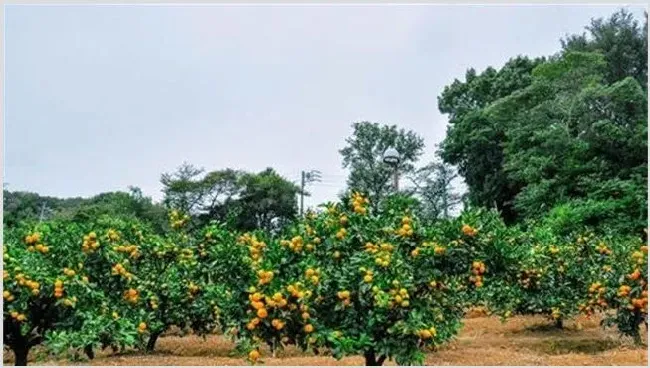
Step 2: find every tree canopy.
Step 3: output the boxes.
[3,188,167,233]
[160,164,300,232]
[339,122,425,203]
[437,9,647,234]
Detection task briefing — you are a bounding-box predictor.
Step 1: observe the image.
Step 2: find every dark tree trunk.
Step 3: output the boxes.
[13,345,29,366]
[84,345,95,360]
[555,319,563,329]
[632,313,643,346]
[364,350,386,366]
[376,355,386,366]
[364,351,377,366]
[146,331,162,353]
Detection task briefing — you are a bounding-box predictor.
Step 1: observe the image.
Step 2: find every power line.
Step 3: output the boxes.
[310,182,346,187]
[312,179,346,185]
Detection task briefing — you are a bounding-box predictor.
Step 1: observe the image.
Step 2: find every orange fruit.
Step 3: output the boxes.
[256,308,268,319]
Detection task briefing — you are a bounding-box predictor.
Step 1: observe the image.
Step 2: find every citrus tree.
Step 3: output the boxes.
[224,192,515,365]
[431,209,528,317]
[514,229,605,328]
[479,226,647,338]
[593,239,647,344]
[3,220,146,365]
[2,211,238,364]
[67,217,163,356]
[483,228,625,327]
[133,211,232,352]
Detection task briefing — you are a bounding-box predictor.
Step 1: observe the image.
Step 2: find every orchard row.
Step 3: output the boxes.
[2,193,647,366]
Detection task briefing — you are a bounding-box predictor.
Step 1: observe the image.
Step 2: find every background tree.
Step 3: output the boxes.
[408,160,463,221]
[160,164,299,232]
[339,122,425,203]
[233,168,301,233]
[160,162,208,215]
[438,9,647,233]
[561,9,647,87]
[502,52,647,234]
[2,189,167,233]
[60,188,168,233]
[438,56,545,223]
[3,191,82,228]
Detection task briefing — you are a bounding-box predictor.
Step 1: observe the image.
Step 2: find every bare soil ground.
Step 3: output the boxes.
[4,314,648,366]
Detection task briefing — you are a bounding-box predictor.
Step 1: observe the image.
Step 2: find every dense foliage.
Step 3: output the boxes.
[3,193,647,366]
[160,164,301,232]
[438,10,647,234]
[2,188,168,233]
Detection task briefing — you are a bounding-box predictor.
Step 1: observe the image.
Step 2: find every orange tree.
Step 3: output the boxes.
[484,229,621,328]
[2,219,147,365]
[590,238,647,344]
[3,211,238,364]
[196,222,253,342]
[433,209,529,317]
[68,216,160,357]
[479,226,647,338]
[222,192,513,365]
[133,211,232,352]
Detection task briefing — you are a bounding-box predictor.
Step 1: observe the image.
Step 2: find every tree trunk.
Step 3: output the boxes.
[13,345,29,366]
[364,350,386,366]
[555,319,563,329]
[146,331,162,353]
[632,321,643,346]
[364,351,377,366]
[84,345,95,360]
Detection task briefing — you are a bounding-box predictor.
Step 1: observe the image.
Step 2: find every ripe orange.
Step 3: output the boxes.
[248,349,260,362]
[256,308,268,319]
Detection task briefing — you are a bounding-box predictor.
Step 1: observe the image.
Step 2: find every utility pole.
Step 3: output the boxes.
[300,171,305,216]
[300,170,321,216]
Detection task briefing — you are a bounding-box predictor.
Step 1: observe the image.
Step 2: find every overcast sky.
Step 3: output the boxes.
[4,4,647,209]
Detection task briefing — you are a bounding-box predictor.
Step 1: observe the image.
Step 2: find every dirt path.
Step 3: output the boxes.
[5,315,647,366]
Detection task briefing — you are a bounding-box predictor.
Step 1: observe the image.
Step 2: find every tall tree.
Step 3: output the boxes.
[438,9,647,232]
[561,9,648,88]
[502,52,647,234]
[196,169,245,224]
[339,122,425,203]
[438,56,544,222]
[160,162,208,215]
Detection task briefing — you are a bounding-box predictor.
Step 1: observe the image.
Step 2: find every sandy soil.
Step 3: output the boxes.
[4,314,647,366]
